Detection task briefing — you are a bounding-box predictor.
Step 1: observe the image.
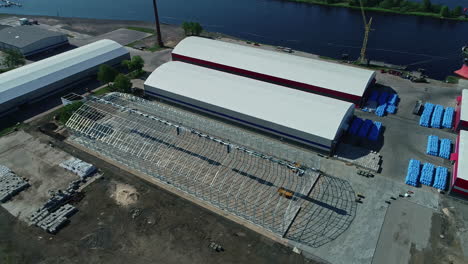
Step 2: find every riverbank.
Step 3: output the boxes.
[288,0,468,21]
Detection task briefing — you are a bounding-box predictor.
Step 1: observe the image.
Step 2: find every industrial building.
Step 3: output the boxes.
[144,61,355,153]
[0,26,69,56]
[452,130,468,195]
[172,37,376,106]
[0,39,130,116]
[455,89,468,131]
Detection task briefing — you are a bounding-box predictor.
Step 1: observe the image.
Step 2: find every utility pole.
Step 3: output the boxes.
[152,0,164,47]
[358,0,373,65]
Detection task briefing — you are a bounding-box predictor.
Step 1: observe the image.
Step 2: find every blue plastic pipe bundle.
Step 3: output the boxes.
[358,119,373,138]
[420,163,435,186]
[349,118,363,135]
[439,139,451,159]
[388,93,399,106]
[406,159,421,186]
[426,135,439,156]
[368,121,382,141]
[430,105,444,128]
[386,105,397,114]
[378,92,389,105]
[375,104,387,117]
[369,91,379,102]
[419,103,435,127]
[433,167,448,190]
[442,107,455,129]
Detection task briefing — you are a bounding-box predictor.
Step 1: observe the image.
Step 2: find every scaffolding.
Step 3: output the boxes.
[66,93,356,247]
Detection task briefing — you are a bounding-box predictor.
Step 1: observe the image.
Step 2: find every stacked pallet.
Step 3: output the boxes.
[439,139,451,159]
[375,104,387,117]
[433,167,448,190]
[388,93,399,105]
[442,107,455,129]
[426,135,439,156]
[358,119,373,138]
[406,159,421,186]
[419,103,435,127]
[378,92,389,105]
[420,163,435,186]
[430,105,444,128]
[348,118,363,135]
[386,105,397,114]
[0,165,29,203]
[368,121,382,141]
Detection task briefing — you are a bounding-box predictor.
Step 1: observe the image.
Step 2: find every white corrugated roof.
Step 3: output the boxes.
[0,39,129,105]
[172,37,376,98]
[459,130,468,181]
[461,89,468,121]
[145,61,354,141]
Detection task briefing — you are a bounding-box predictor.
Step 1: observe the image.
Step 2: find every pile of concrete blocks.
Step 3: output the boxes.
[0,165,29,203]
[59,158,96,178]
[30,204,77,233]
[335,144,381,172]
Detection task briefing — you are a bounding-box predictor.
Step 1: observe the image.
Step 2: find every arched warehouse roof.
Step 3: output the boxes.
[172,37,376,105]
[144,61,354,153]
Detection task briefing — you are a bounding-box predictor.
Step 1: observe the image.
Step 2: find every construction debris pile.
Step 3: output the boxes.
[29,178,83,233]
[60,158,96,178]
[0,165,29,203]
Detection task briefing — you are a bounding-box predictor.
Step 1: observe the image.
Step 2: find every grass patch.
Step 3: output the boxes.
[446,76,460,84]
[55,101,84,125]
[93,85,112,96]
[147,44,163,52]
[319,55,339,61]
[126,27,155,34]
[0,123,26,137]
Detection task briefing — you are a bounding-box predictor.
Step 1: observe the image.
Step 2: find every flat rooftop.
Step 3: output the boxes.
[0,26,65,48]
[173,37,376,98]
[145,61,354,141]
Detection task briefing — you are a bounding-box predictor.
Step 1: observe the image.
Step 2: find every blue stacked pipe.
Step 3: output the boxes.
[358,119,373,138]
[420,163,435,186]
[419,103,435,127]
[406,159,421,186]
[375,104,387,117]
[368,91,379,102]
[433,166,448,190]
[349,118,363,135]
[430,105,444,128]
[378,92,389,105]
[388,93,399,106]
[426,135,439,156]
[442,107,455,129]
[386,105,397,114]
[368,121,382,141]
[439,138,451,159]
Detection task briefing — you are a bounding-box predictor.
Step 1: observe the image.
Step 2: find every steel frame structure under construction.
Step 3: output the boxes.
[66,93,356,247]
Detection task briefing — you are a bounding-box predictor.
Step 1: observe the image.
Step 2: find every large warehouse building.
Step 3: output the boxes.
[455,89,468,131]
[144,61,355,153]
[0,26,69,56]
[172,37,376,106]
[0,39,130,116]
[452,130,468,196]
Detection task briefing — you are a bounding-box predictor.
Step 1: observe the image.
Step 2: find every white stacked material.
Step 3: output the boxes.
[59,158,96,178]
[34,204,77,233]
[0,166,29,203]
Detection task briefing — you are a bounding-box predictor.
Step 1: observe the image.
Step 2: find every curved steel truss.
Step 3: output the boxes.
[66,93,356,247]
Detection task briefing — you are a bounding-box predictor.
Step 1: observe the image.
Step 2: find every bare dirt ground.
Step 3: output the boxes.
[0,128,317,264]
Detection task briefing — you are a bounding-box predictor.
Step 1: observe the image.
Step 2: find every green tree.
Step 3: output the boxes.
[440,5,449,17]
[192,22,203,36]
[379,0,394,9]
[423,0,431,12]
[122,56,144,72]
[97,64,118,85]
[2,49,25,68]
[112,74,132,93]
[56,101,84,124]
[182,22,190,36]
[182,21,203,36]
[452,6,462,17]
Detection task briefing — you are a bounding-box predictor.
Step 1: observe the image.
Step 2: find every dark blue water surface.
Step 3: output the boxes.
[1,0,468,79]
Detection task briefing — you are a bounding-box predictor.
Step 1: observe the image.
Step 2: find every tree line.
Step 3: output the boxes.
[322,0,464,18]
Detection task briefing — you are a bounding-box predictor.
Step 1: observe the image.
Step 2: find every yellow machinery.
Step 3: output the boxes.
[278,187,294,199]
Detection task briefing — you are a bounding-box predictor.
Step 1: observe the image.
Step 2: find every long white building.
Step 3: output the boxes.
[172,37,376,106]
[0,39,130,116]
[144,61,354,153]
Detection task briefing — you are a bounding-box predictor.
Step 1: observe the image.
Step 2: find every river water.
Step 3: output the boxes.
[1,0,468,79]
